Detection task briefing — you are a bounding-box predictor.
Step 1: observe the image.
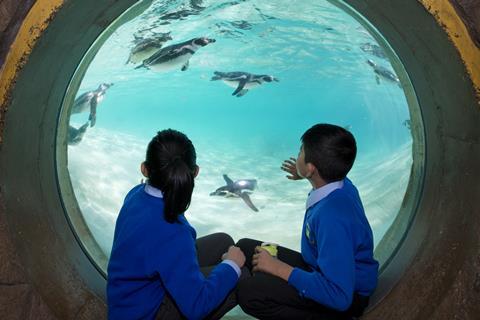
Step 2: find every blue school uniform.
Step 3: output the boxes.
[288,178,379,311]
[107,184,239,320]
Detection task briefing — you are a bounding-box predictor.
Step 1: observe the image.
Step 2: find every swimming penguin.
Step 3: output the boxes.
[366,59,401,88]
[360,43,387,60]
[211,71,279,97]
[210,174,259,212]
[135,37,216,72]
[68,121,89,146]
[71,83,113,127]
[126,32,173,64]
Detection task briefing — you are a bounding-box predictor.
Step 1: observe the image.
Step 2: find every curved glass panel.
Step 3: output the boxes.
[63,0,417,275]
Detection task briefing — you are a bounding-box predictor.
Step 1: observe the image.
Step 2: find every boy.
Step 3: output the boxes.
[236,123,379,319]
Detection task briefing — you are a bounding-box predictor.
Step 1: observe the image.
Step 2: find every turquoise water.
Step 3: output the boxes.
[67,0,412,268]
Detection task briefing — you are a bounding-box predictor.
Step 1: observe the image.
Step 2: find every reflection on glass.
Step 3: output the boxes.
[67,0,413,269]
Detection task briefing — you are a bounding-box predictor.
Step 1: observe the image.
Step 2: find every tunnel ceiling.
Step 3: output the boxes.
[448,0,480,47]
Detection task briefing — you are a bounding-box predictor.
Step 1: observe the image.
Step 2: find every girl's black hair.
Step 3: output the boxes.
[301,123,357,183]
[145,129,197,223]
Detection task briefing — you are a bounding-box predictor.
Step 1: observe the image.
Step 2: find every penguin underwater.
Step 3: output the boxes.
[366,59,401,88]
[71,83,113,127]
[211,71,279,97]
[210,174,259,212]
[135,37,216,72]
[126,32,173,64]
[68,121,89,146]
[360,43,387,60]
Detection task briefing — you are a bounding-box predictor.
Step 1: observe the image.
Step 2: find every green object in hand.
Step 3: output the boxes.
[261,242,278,258]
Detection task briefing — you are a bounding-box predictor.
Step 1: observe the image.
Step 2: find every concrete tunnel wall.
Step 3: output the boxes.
[0,0,479,319]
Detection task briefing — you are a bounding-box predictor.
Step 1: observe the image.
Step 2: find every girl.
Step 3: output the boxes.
[107,129,246,320]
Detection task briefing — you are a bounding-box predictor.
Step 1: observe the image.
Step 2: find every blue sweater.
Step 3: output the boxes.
[107,185,238,320]
[288,178,379,311]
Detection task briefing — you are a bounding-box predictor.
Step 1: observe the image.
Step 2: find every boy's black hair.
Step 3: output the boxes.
[301,124,356,183]
[145,129,197,223]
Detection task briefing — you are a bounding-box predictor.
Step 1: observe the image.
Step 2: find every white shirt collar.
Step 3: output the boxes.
[144,183,163,198]
[306,180,344,210]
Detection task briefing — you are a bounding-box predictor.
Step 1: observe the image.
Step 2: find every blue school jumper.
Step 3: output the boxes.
[288,178,379,311]
[107,184,238,320]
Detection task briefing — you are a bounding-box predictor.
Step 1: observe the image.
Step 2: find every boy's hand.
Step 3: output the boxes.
[222,246,246,268]
[252,247,293,281]
[281,157,302,180]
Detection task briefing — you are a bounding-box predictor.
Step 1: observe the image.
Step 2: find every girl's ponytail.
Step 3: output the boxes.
[161,158,194,222]
[145,129,197,223]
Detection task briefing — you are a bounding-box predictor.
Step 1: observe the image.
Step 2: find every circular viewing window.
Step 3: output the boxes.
[57,0,424,281]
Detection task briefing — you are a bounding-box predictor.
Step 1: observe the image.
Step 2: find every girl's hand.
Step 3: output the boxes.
[281,157,302,180]
[252,247,294,281]
[223,246,246,268]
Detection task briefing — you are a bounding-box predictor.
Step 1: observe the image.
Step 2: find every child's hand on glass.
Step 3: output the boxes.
[281,157,302,180]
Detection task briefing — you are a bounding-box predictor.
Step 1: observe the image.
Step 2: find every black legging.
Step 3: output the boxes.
[235,238,369,320]
[157,235,369,319]
[156,232,244,320]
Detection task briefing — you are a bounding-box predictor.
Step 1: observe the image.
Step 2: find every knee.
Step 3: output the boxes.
[211,232,234,245]
[236,238,251,246]
[236,238,258,249]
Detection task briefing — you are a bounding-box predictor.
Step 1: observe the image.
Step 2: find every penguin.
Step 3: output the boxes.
[210,174,259,212]
[360,42,387,60]
[71,83,113,127]
[211,71,279,97]
[135,37,215,72]
[366,59,401,88]
[68,121,89,146]
[126,32,172,64]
